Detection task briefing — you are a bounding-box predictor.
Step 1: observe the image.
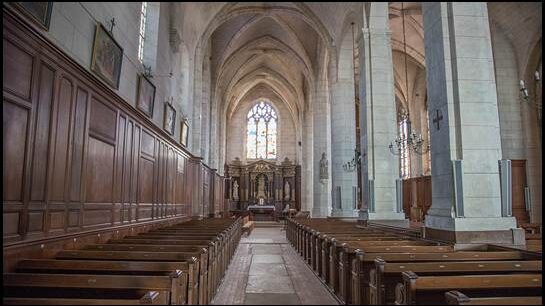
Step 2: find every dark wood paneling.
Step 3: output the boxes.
[30,64,55,202]
[3,8,223,250]
[403,176,432,223]
[50,77,73,201]
[511,160,529,226]
[85,137,115,203]
[3,101,29,202]
[3,38,33,100]
[69,87,88,202]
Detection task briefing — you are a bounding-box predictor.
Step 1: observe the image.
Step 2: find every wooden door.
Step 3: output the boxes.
[511,160,529,225]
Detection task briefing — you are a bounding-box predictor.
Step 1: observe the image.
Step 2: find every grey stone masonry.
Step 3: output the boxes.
[422,2,516,232]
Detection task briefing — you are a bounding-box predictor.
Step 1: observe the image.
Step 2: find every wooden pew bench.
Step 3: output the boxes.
[55,249,204,305]
[14,259,188,305]
[372,259,542,305]
[108,238,222,295]
[351,250,528,305]
[444,290,543,305]
[395,272,542,305]
[335,243,452,304]
[3,273,172,305]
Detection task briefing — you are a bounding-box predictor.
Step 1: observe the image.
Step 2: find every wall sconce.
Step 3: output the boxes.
[519,80,529,100]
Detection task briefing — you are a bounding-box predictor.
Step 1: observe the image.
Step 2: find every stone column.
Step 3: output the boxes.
[359,3,406,222]
[422,3,519,244]
[312,65,332,217]
[330,37,358,217]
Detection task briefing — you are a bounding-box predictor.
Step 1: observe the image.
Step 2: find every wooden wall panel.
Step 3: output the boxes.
[3,8,223,250]
[69,87,88,202]
[50,77,73,201]
[511,160,529,226]
[3,38,33,100]
[30,64,55,202]
[402,176,432,223]
[3,101,29,202]
[85,137,115,203]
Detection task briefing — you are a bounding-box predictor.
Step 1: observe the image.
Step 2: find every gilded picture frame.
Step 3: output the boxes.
[90,23,123,89]
[180,119,189,147]
[136,74,156,118]
[12,2,53,30]
[163,103,176,135]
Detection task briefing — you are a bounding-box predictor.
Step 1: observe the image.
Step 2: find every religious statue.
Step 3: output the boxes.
[256,175,266,199]
[284,181,291,201]
[319,152,328,179]
[232,180,239,201]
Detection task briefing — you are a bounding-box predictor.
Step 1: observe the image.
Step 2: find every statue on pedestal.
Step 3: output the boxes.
[232,180,239,201]
[256,175,266,200]
[284,181,291,201]
[319,152,328,180]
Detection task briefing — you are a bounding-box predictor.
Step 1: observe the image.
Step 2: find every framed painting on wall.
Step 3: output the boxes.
[91,23,123,89]
[180,119,189,147]
[163,102,176,135]
[136,74,155,118]
[12,2,53,30]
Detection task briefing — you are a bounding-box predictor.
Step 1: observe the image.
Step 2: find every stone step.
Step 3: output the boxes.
[254,221,284,228]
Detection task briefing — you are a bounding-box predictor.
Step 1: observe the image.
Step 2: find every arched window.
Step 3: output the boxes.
[247,101,277,159]
[138,2,148,63]
[399,116,410,178]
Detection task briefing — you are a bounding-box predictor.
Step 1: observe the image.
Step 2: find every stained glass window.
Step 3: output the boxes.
[399,117,410,178]
[138,2,148,63]
[247,101,277,159]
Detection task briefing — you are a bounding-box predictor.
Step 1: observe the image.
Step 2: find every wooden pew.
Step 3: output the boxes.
[4,273,171,305]
[351,250,530,305]
[4,217,241,305]
[372,259,542,305]
[55,249,204,305]
[108,238,221,297]
[336,243,452,304]
[82,244,214,303]
[444,290,543,305]
[318,235,410,282]
[14,259,188,305]
[4,293,162,305]
[395,272,542,305]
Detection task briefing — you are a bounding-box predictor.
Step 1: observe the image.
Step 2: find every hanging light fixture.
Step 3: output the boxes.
[389,2,429,156]
[343,22,362,172]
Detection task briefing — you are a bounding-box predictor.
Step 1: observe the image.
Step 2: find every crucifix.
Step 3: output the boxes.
[432,109,443,130]
[109,18,116,35]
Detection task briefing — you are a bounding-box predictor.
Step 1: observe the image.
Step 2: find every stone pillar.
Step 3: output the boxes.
[422,2,519,244]
[331,34,358,218]
[312,67,332,217]
[359,3,406,222]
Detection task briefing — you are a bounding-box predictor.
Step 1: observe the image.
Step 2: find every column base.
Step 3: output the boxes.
[330,209,359,218]
[423,215,523,246]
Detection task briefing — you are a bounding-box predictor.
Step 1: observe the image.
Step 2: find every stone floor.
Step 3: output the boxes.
[211,228,339,305]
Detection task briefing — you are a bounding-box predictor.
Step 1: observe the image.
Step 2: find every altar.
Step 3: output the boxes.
[247,205,276,221]
[225,158,301,220]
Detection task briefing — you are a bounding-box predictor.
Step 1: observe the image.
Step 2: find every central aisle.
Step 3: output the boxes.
[212,226,339,305]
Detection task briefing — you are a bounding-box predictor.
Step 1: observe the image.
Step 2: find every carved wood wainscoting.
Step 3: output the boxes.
[3,7,223,270]
[402,176,432,223]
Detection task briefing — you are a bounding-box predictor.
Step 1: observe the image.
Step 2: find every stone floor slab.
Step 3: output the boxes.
[252,254,284,263]
[246,275,294,293]
[251,245,283,255]
[249,263,288,276]
[244,293,301,305]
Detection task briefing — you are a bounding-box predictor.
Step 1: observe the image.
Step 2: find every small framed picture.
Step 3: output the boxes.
[91,23,123,89]
[136,74,155,118]
[12,2,53,30]
[163,102,176,135]
[180,119,189,147]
